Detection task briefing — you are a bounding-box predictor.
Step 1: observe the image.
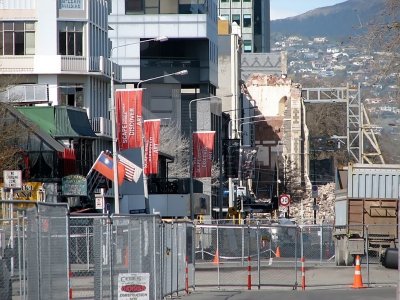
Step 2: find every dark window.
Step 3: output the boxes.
[243,14,251,27]
[126,0,143,13]
[0,21,35,55]
[58,22,83,56]
[244,40,252,52]
[60,85,84,107]
[232,14,240,26]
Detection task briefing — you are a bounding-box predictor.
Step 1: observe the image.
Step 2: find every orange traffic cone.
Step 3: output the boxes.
[213,249,220,265]
[275,246,281,258]
[351,255,365,288]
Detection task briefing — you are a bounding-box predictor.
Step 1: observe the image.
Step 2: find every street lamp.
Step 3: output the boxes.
[137,70,188,88]
[228,115,264,139]
[189,96,222,220]
[110,36,168,214]
[136,70,188,214]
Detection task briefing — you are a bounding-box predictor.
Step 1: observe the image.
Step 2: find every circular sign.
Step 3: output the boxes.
[279,194,290,206]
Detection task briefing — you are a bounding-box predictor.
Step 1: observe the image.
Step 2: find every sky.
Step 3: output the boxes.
[270,0,348,20]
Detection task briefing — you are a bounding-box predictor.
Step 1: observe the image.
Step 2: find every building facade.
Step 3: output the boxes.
[0,0,115,207]
[218,0,270,53]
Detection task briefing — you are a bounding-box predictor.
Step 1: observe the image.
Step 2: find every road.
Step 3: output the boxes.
[178,287,396,300]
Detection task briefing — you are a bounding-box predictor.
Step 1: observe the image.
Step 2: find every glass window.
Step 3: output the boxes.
[0,21,35,55]
[243,14,251,27]
[60,85,84,107]
[232,14,240,26]
[220,14,230,21]
[244,40,252,52]
[232,0,240,2]
[58,22,83,56]
[126,0,143,13]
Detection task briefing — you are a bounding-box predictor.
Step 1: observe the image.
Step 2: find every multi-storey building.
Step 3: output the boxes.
[107,0,222,216]
[0,0,115,205]
[218,0,270,53]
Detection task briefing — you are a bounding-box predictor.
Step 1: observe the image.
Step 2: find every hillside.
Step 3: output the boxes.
[271,0,386,41]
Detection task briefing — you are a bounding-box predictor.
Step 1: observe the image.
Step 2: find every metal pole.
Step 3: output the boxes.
[110,58,120,214]
[189,96,221,220]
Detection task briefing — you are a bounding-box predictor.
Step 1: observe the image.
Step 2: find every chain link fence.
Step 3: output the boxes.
[1,202,397,298]
[0,202,194,300]
[195,222,398,290]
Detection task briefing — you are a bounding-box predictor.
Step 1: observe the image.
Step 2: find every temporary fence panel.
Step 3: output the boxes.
[26,202,69,300]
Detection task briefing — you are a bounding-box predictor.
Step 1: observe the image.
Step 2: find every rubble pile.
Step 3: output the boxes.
[289,183,336,224]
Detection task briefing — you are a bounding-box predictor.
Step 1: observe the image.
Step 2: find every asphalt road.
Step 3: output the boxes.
[177,287,396,300]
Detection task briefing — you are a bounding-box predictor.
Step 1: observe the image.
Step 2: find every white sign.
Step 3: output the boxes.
[118,273,149,300]
[60,0,83,9]
[279,194,290,207]
[3,170,22,189]
[95,196,104,210]
[312,185,319,198]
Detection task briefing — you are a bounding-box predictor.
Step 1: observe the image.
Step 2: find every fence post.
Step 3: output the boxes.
[216,222,220,289]
[256,221,260,290]
[247,225,251,290]
[365,225,370,287]
[294,225,298,290]
[108,215,113,300]
[320,224,323,264]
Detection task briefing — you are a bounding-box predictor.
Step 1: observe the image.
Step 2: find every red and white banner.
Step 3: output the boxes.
[192,131,215,178]
[116,89,143,150]
[144,119,160,175]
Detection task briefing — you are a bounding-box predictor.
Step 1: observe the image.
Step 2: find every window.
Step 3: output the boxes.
[58,22,83,56]
[220,14,230,21]
[60,85,84,107]
[126,0,144,13]
[243,14,251,27]
[232,14,240,26]
[0,21,35,55]
[232,0,240,2]
[244,40,252,53]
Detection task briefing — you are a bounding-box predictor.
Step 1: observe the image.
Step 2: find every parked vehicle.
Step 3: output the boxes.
[334,163,400,266]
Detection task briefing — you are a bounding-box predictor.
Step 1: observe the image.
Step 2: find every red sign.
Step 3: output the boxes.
[116,89,143,150]
[192,131,215,178]
[144,119,160,175]
[279,194,291,207]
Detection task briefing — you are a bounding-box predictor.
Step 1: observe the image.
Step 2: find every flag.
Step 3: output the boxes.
[117,154,143,183]
[93,151,125,186]
[116,89,143,150]
[192,131,215,178]
[144,119,160,175]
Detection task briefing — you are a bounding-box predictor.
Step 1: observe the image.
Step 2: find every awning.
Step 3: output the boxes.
[17,106,97,139]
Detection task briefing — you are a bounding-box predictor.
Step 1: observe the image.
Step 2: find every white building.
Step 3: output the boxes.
[0,0,114,158]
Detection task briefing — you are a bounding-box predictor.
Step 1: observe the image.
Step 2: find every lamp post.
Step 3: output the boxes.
[137,70,188,88]
[136,70,188,214]
[189,96,222,220]
[109,36,168,213]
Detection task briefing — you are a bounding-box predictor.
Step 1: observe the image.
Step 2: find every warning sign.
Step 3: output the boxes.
[118,273,149,300]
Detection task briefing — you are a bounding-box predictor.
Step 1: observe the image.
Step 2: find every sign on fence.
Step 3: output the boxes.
[118,273,150,300]
[3,170,22,189]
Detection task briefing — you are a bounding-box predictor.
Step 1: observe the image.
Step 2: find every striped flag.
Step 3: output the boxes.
[117,154,142,183]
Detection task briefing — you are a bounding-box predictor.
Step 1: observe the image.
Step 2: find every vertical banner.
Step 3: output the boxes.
[116,89,143,150]
[192,131,215,178]
[144,119,160,175]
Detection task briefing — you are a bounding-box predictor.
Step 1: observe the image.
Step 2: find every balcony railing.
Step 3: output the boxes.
[0,84,48,103]
[90,117,112,138]
[0,55,121,79]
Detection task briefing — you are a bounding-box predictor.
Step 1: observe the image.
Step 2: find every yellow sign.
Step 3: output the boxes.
[1,182,45,201]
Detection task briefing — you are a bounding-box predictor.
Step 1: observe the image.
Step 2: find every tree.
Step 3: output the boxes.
[365,0,400,85]
[159,122,190,178]
[0,103,29,176]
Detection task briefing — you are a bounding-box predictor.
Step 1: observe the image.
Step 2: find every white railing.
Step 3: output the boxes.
[90,117,112,138]
[0,56,34,72]
[0,84,48,103]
